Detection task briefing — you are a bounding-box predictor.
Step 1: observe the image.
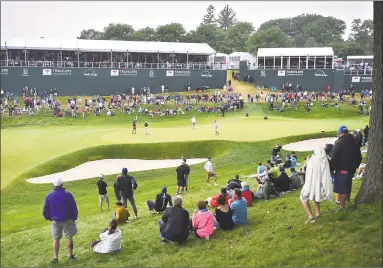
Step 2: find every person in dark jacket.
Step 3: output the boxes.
[43,178,78,263]
[330,126,362,209]
[226,175,242,190]
[183,159,191,191]
[159,196,190,244]
[147,187,173,214]
[353,129,363,148]
[116,168,138,218]
[113,177,121,201]
[97,174,109,211]
[363,125,369,146]
[273,167,291,192]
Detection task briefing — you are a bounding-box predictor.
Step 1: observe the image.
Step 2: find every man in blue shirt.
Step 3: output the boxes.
[43,178,78,263]
[230,189,248,226]
[257,162,265,176]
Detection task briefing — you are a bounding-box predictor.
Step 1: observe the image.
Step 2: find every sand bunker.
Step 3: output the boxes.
[283,137,338,152]
[27,158,207,184]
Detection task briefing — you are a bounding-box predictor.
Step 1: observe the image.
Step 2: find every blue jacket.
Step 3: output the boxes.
[43,187,78,222]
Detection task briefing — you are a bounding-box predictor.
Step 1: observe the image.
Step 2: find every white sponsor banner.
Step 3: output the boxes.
[361,76,372,83]
[43,69,52,75]
[120,70,138,76]
[84,69,98,77]
[286,70,304,76]
[111,70,120,76]
[174,70,191,77]
[201,71,212,77]
[166,70,174,76]
[277,70,286,76]
[22,68,29,76]
[352,76,361,83]
[314,70,328,77]
[52,69,72,76]
[1,68,8,75]
[149,70,156,77]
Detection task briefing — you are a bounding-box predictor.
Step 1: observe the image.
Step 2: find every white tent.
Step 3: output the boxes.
[257,47,334,57]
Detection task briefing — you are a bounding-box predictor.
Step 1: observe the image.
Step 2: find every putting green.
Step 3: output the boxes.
[1,115,366,189]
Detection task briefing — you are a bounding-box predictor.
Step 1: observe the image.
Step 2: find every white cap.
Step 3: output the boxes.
[355,129,360,132]
[53,177,63,187]
[241,182,248,188]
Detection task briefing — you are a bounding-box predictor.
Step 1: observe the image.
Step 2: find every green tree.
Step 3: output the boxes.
[348,19,374,54]
[327,41,365,60]
[355,1,382,206]
[247,27,294,55]
[225,22,254,52]
[217,5,237,31]
[131,27,156,41]
[305,37,319,47]
[202,5,216,25]
[155,23,186,42]
[187,24,228,53]
[102,23,135,40]
[77,29,103,40]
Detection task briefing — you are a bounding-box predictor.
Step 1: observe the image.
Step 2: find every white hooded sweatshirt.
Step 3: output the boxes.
[93,229,122,254]
[300,147,333,202]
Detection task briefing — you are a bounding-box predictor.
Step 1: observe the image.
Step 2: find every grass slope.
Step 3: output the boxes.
[1,134,381,267]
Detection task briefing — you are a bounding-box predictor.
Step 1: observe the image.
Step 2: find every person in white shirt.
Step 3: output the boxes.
[214,120,219,135]
[131,87,135,96]
[204,157,218,185]
[161,85,165,94]
[92,219,122,254]
[191,116,196,129]
[107,108,112,117]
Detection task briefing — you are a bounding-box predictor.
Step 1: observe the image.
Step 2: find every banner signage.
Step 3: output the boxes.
[352,76,361,83]
[174,70,191,77]
[166,70,174,76]
[43,69,52,75]
[1,68,9,75]
[277,70,285,76]
[84,69,98,77]
[360,76,372,83]
[314,70,328,77]
[286,70,304,76]
[111,70,119,76]
[52,69,72,76]
[22,68,29,76]
[149,70,156,77]
[120,70,138,76]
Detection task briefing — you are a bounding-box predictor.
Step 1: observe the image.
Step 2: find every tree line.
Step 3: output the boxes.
[78,4,373,59]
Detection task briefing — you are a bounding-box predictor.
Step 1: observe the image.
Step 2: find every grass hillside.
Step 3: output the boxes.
[1,133,381,267]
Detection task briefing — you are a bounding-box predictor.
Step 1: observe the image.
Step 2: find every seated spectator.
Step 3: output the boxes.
[226,175,242,190]
[273,167,291,192]
[240,182,254,206]
[289,168,303,189]
[191,201,215,239]
[206,188,230,207]
[147,187,173,215]
[254,174,279,200]
[257,162,265,176]
[113,202,130,224]
[159,196,189,244]
[269,163,280,179]
[214,195,234,231]
[230,189,248,226]
[92,219,122,254]
[290,155,297,167]
[353,163,366,180]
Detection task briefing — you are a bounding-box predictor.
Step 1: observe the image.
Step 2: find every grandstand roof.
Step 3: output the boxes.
[257,47,334,57]
[347,55,373,60]
[0,38,216,55]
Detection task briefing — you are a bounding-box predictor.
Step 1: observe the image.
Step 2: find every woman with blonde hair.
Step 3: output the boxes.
[300,146,333,224]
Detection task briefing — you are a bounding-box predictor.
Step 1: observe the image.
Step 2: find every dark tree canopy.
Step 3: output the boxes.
[77,7,373,56]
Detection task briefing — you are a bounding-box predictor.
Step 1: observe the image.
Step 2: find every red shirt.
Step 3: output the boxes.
[241,190,253,206]
[210,194,229,207]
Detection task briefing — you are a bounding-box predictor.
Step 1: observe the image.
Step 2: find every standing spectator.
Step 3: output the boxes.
[183,159,191,191]
[116,168,139,219]
[97,175,109,212]
[204,157,218,186]
[330,126,362,209]
[144,121,149,135]
[300,147,333,224]
[147,187,173,214]
[43,178,78,263]
[159,196,190,244]
[113,177,121,201]
[354,129,363,148]
[229,189,248,226]
[176,161,187,195]
[363,125,369,146]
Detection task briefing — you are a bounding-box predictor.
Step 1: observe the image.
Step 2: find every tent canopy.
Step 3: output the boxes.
[0,38,216,55]
[347,55,373,60]
[258,47,334,57]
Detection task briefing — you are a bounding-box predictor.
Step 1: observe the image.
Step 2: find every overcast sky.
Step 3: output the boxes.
[1,1,373,40]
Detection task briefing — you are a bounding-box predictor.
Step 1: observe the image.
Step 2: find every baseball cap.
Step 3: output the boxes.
[53,177,63,187]
[241,182,248,188]
[337,126,348,133]
[99,174,104,179]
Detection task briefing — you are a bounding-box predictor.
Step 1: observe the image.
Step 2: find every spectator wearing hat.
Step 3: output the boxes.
[43,178,78,263]
[240,182,254,206]
[353,129,363,148]
[147,187,173,214]
[116,167,138,219]
[330,126,362,209]
[97,174,109,212]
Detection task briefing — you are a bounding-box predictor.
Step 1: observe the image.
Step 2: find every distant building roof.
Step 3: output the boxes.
[257,47,334,57]
[229,52,255,57]
[0,38,216,55]
[347,55,373,60]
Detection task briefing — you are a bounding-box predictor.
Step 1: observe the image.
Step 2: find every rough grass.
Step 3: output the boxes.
[1,133,381,267]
